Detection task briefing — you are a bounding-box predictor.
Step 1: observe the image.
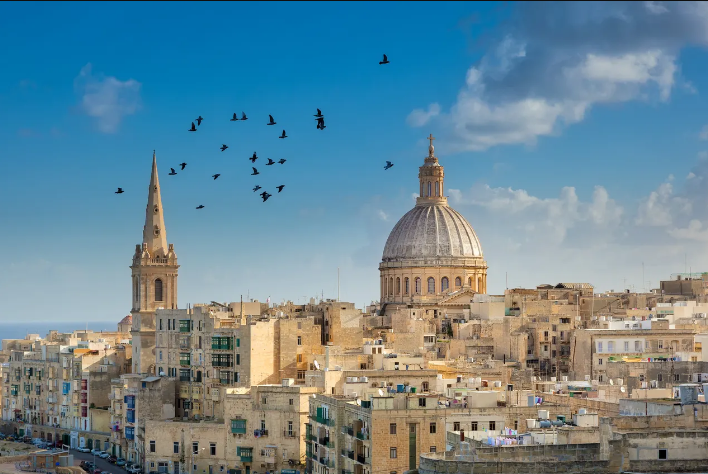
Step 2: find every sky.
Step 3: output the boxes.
[3,1,708,323]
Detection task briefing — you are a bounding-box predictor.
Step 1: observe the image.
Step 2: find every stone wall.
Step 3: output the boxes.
[538,392,619,417]
[418,453,609,474]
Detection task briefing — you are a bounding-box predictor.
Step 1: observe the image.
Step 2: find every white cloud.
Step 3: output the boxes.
[376,210,389,221]
[409,2,708,151]
[74,63,142,133]
[406,103,440,127]
[635,180,692,226]
[668,219,708,241]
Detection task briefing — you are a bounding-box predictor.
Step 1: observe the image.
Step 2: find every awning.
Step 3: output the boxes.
[141,376,161,383]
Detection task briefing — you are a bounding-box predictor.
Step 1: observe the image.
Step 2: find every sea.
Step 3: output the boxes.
[0,321,117,349]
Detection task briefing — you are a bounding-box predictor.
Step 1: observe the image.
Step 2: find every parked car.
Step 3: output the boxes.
[78,447,91,453]
[99,452,110,459]
[107,456,117,464]
[115,459,126,467]
[91,449,102,455]
[126,466,141,474]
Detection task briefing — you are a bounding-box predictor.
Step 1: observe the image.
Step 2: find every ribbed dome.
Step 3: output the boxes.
[382,204,483,261]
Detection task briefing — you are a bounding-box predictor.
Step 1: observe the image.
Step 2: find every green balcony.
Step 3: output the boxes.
[231,419,247,434]
[355,431,369,440]
[179,321,191,333]
[237,448,253,463]
[307,434,317,442]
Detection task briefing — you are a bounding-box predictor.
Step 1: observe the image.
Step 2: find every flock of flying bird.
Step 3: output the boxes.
[114,54,395,209]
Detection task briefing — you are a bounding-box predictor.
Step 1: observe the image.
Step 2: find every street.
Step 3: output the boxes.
[71,450,131,474]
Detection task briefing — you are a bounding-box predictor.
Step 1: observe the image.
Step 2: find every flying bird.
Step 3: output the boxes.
[189,122,197,132]
[249,155,258,163]
[253,185,262,192]
[115,188,124,194]
[384,161,394,170]
[267,115,276,125]
[379,54,389,65]
[212,174,221,180]
[279,130,287,139]
[196,205,205,209]
[251,167,259,176]
[169,168,177,176]
[260,191,272,202]
[278,159,286,165]
[220,144,229,152]
[241,112,248,120]
[196,116,204,126]
[180,163,187,170]
[316,117,326,130]
[230,113,239,122]
[314,108,323,118]
[266,158,275,166]
[276,185,285,193]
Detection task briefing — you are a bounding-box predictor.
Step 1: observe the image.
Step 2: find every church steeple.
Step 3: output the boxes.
[142,150,168,257]
[416,134,447,207]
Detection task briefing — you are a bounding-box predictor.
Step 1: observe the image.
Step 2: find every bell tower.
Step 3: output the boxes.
[130,151,179,374]
[416,134,447,206]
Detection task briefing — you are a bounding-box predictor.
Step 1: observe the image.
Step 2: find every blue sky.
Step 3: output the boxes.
[3,1,708,322]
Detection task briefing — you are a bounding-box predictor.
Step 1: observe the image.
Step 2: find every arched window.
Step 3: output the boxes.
[404,277,410,295]
[468,277,472,288]
[428,182,432,197]
[435,181,439,196]
[155,278,164,302]
[478,276,483,293]
[427,277,435,294]
[441,277,449,292]
[415,277,421,294]
[389,277,394,296]
[455,277,462,287]
[395,277,401,295]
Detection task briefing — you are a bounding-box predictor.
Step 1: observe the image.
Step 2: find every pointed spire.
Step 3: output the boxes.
[142,150,168,256]
[417,134,447,206]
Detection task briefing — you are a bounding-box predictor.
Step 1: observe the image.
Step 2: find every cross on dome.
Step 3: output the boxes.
[427,133,435,156]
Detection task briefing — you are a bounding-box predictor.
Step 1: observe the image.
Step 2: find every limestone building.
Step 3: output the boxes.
[379,135,488,308]
[131,152,180,375]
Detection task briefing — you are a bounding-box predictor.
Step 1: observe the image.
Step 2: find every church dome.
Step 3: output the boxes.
[382,204,483,262]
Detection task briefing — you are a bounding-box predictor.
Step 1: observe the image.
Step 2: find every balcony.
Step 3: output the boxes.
[356,454,369,465]
[355,431,369,441]
[307,434,317,442]
[317,458,334,469]
[310,413,335,427]
[342,450,354,461]
[342,426,353,436]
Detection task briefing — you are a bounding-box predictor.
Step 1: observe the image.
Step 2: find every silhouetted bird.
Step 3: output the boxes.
[267,115,276,125]
[276,185,285,193]
[230,113,239,121]
[180,163,187,170]
[253,185,262,192]
[115,188,124,194]
[169,168,177,175]
[212,174,221,180]
[266,158,275,166]
[220,144,229,152]
[189,122,197,132]
[279,130,288,139]
[196,205,205,209]
[196,116,204,126]
[278,159,286,164]
[241,112,248,120]
[384,161,394,170]
[316,117,326,130]
[251,167,259,176]
[260,191,272,202]
[314,108,323,118]
[379,54,389,65]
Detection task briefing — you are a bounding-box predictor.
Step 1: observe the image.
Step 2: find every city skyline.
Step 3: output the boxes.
[3,1,708,321]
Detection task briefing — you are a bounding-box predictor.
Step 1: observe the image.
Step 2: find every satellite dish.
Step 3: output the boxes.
[378,389,384,396]
[609,379,614,385]
[620,386,626,393]
[314,360,320,370]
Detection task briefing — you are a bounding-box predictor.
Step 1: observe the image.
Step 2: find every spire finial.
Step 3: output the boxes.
[427,133,435,157]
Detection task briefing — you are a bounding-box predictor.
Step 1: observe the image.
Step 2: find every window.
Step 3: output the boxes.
[297,336,302,346]
[453,422,460,431]
[607,342,615,353]
[658,373,663,382]
[427,277,435,294]
[289,398,294,405]
[635,341,642,352]
[390,448,397,459]
[455,277,461,287]
[297,354,302,363]
[210,443,216,456]
[658,449,667,460]
[236,354,240,365]
[658,340,663,349]
[261,396,267,404]
[422,381,429,392]
[435,181,439,196]
[429,422,436,434]
[297,370,305,380]
[430,446,437,453]
[287,421,293,437]
[624,341,629,351]
[415,277,421,294]
[192,442,198,455]
[174,442,179,454]
[598,358,603,365]
[597,342,603,353]
[396,277,401,295]
[471,421,478,431]
[404,278,409,295]
[674,373,680,382]
[489,421,496,431]
[155,279,163,302]
[441,277,449,292]
[599,375,604,382]
[159,350,163,361]
[150,441,156,453]
[159,319,163,330]
[418,398,426,407]
[544,331,549,339]
[231,419,247,434]
[552,324,557,332]
[390,423,397,435]
[261,420,266,431]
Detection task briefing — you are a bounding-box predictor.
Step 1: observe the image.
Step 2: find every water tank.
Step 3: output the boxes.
[539,420,552,429]
[550,376,557,382]
[396,384,404,393]
[538,410,549,420]
[551,420,563,427]
[679,385,699,405]
[578,408,587,415]
[526,419,538,429]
